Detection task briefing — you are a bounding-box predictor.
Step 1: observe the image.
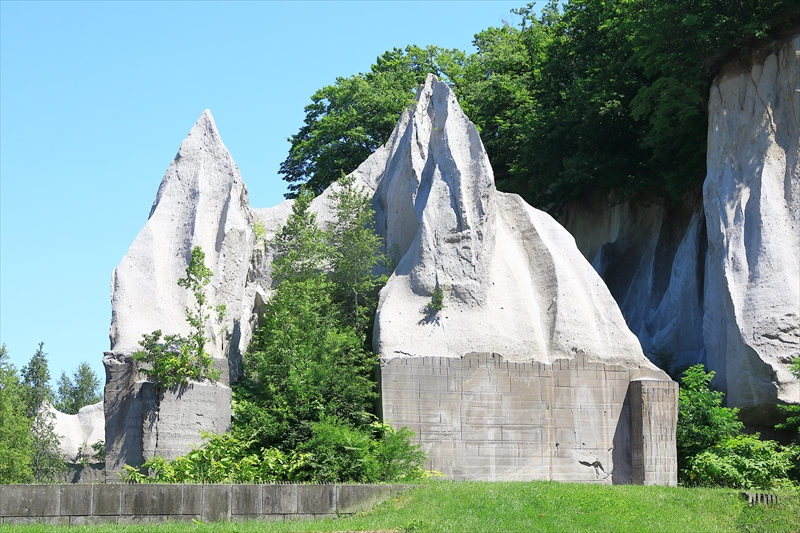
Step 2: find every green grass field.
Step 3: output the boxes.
[4,481,800,533]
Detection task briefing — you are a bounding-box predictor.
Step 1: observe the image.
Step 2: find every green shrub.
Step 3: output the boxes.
[687,434,797,489]
[677,365,743,481]
[298,417,427,483]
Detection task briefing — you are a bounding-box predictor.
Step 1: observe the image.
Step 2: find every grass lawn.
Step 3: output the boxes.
[4,481,799,533]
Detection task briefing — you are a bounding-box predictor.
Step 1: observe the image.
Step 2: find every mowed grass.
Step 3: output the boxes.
[4,481,800,533]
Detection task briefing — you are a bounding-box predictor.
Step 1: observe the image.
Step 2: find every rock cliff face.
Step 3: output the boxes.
[560,194,707,379]
[369,77,661,370]
[704,35,800,421]
[356,75,676,483]
[561,35,800,425]
[104,110,253,478]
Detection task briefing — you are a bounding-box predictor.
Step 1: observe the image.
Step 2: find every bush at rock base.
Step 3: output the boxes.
[678,364,799,489]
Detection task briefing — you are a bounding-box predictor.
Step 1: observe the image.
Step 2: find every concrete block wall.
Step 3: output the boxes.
[0,484,407,525]
[630,380,679,486]
[380,352,677,485]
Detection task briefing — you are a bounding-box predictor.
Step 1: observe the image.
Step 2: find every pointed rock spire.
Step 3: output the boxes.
[364,74,660,369]
[109,109,254,374]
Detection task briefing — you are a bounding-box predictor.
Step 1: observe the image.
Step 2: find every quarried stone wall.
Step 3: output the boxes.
[380,352,677,485]
[103,351,232,481]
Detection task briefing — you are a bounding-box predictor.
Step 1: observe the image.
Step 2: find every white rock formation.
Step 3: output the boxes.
[560,35,800,425]
[361,75,674,483]
[49,401,105,464]
[104,110,250,478]
[703,35,800,419]
[109,109,255,383]
[367,75,664,370]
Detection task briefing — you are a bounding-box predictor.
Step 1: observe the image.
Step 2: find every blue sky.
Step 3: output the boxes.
[1,1,527,388]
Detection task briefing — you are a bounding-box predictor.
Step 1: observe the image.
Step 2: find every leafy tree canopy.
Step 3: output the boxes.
[0,344,34,483]
[279,45,467,197]
[279,1,798,214]
[54,362,102,415]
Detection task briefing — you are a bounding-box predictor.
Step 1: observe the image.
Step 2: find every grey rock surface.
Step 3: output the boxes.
[703,35,800,421]
[381,352,677,484]
[561,36,800,425]
[560,194,707,378]
[366,75,663,370]
[103,351,232,480]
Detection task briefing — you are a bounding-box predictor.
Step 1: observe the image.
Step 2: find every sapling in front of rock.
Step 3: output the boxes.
[132,246,220,391]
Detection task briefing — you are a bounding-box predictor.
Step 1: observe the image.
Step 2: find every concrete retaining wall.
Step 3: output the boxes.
[0,484,407,525]
[380,352,677,485]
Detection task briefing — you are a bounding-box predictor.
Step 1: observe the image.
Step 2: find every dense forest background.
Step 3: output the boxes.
[280,0,799,213]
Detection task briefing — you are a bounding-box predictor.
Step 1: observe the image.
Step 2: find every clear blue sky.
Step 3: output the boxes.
[1,1,527,388]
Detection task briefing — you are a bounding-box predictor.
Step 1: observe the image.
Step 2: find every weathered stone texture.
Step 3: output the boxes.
[630,380,678,486]
[561,35,800,425]
[103,351,231,479]
[703,35,800,421]
[380,352,676,484]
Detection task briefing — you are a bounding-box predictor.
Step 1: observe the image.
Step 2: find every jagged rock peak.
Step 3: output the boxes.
[109,108,254,381]
[367,74,662,372]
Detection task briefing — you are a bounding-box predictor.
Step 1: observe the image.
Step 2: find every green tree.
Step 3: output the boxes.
[54,362,102,415]
[21,342,54,419]
[456,0,798,211]
[776,357,800,438]
[0,344,34,483]
[622,0,799,200]
[271,187,328,284]
[132,246,220,390]
[245,181,380,444]
[776,357,800,481]
[677,365,743,482]
[20,343,66,483]
[673,364,797,489]
[280,45,466,197]
[327,173,387,331]
[126,176,426,484]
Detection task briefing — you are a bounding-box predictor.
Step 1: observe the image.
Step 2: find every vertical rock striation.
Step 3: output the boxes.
[561,35,800,426]
[703,35,800,422]
[104,110,250,478]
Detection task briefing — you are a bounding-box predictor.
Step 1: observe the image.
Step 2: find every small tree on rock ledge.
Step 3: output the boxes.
[132,246,221,392]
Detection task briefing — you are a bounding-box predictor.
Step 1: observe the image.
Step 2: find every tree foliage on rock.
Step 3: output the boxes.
[132,246,220,391]
[126,177,426,484]
[279,45,466,197]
